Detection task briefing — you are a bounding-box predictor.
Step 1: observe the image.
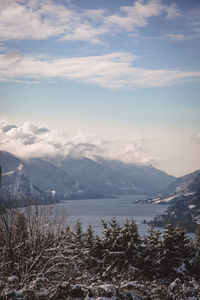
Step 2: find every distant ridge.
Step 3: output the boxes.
[0,150,176,205]
[51,155,175,197]
[151,170,200,232]
[152,169,200,204]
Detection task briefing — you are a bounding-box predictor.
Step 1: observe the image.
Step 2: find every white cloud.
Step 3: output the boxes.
[105,0,164,31]
[62,23,106,44]
[0,0,66,40]
[104,0,182,33]
[0,0,184,44]
[165,3,182,20]
[0,51,200,89]
[167,33,186,42]
[0,0,106,44]
[0,121,157,165]
[187,8,200,33]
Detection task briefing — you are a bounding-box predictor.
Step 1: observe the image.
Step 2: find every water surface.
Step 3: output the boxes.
[54,196,168,236]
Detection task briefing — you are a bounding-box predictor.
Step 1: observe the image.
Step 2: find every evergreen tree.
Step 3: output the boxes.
[108,217,121,251]
[160,223,190,278]
[73,220,83,246]
[142,225,162,278]
[121,219,140,255]
[116,218,142,270]
[189,223,200,280]
[84,224,95,248]
[92,234,104,260]
[101,219,112,249]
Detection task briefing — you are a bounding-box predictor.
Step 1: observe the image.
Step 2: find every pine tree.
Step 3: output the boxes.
[101,219,112,249]
[160,222,190,278]
[189,223,200,280]
[84,224,95,248]
[117,218,141,270]
[73,220,83,246]
[92,234,104,260]
[142,225,162,278]
[108,217,121,251]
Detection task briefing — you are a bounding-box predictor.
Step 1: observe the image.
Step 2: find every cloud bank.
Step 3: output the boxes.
[0,1,199,89]
[1,52,200,89]
[0,0,182,44]
[0,121,158,166]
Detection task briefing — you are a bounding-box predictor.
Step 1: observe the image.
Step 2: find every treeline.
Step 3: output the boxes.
[1,209,200,299]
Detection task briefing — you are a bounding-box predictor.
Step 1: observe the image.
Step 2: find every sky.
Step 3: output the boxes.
[0,0,200,177]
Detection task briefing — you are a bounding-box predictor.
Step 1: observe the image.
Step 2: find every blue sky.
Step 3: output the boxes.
[0,0,200,176]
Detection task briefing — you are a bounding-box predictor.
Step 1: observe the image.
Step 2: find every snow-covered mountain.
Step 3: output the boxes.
[0,150,23,174]
[0,163,49,206]
[151,171,200,232]
[53,155,141,196]
[52,155,175,197]
[23,158,83,199]
[0,150,176,205]
[152,170,200,204]
[95,156,175,196]
[0,151,84,203]
[152,189,200,232]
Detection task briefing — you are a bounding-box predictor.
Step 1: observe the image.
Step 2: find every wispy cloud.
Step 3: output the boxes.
[0,0,104,43]
[0,0,185,44]
[0,51,200,89]
[0,121,158,165]
[62,23,106,44]
[104,0,180,32]
[166,33,186,42]
[105,0,163,31]
[165,3,182,20]
[187,7,200,33]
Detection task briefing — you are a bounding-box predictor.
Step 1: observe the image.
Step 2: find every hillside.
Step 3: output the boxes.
[159,169,200,197]
[152,170,200,204]
[53,155,175,197]
[0,151,175,204]
[0,151,84,204]
[152,189,200,232]
[150,170,200,232]
[1,164,50,206]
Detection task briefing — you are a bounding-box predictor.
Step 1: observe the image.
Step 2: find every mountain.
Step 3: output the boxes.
[52,155,175,197]
[151,171,200,232]
[53,156,140,196]
[152,169,200,204]
[152,189,200,232]
[0,150,176,204]
[23,158,83,199]
[0,151,23,173]
[95,156,175,196]
[188,173,200,192]
[0,164,50,207]
[0,151,84,203]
